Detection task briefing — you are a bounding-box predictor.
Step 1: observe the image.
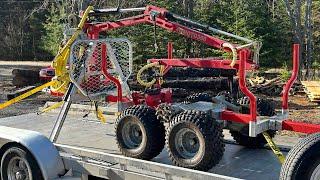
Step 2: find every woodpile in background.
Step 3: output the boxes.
[12,69,41,87]
[248,76,303,96]
[301,81,320,103]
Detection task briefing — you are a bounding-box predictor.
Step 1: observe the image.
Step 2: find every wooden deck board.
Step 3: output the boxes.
[301,81,320,102]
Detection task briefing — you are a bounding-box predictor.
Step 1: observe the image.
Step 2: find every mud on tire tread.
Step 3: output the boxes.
[166,110,225,171]
[280,133,320,180]
[115,105,165,160]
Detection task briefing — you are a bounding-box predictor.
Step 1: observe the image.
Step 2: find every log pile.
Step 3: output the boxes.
[248,76,303,96]
[128,77,230,96]
[129,67,234,94]
[164,67,236,79]
[12,69,41,87]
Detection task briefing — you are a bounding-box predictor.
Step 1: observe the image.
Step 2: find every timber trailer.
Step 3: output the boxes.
[0,5,320,180]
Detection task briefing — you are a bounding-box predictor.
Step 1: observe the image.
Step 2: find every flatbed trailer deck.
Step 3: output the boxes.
[0,113,299,180]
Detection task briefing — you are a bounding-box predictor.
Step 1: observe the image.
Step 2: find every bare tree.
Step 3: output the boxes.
[284,0,303,74]
[24,0,49,21]
[283,0,313,80]
[305,0,313,79]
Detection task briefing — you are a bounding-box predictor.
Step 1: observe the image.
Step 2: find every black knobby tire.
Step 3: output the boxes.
[257,98,276,116]
[156,103,181,123]
[237,96,276,116]
[166,110,225,171]
[115,105,165,160]
[230,129,276,148]
[280,133,320,180]
[237,96,250,106]
[231,97,276,148]
[1,146,43,180]
[216,91,235,103]
[183,93,212,104]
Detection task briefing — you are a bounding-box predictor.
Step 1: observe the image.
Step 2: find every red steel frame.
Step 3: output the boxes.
[85,6,251,54]
[85,5,254,100]
[149,58,257,73]
[280,45,320,134]
[101,44,123,102]
[221,49,257,124]
[282,44,300,111]
[85,5,320,134]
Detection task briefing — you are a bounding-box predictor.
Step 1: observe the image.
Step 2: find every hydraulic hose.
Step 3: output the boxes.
[137,62,161,87]
[222,43,237,67]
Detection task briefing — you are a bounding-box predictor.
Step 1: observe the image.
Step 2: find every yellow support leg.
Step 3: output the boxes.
[262,131,285,164]
[96,108,106,123]
[94,101,106,123]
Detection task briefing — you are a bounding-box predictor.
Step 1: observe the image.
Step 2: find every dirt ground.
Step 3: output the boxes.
[0,61,319,132]
[271,94,320,137]
[275,95,320,124]
[0,61,60,118]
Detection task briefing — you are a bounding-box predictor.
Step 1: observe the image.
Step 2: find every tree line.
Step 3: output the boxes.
[0,0,319,79]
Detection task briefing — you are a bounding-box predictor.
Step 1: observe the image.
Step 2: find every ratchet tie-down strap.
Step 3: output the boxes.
[262,132,285,164]
[40,100,106,124]
[38,101,64,115]
[0,81,55,110]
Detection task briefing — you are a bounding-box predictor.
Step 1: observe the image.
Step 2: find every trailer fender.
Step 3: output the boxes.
[0,126,65,180]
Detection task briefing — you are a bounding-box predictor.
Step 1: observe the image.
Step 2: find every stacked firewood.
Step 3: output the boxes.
[248,76,303,96]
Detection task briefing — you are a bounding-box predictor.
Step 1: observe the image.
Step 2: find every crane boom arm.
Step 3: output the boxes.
[85,5,257,59]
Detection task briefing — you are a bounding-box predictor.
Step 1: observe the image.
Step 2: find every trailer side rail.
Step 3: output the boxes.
[56,144,242,180]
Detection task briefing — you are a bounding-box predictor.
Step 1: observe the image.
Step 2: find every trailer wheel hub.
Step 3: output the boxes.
[122,120,143,149]
[8,157,30,180]
[175,128,200,159]
[15,171,25,180]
